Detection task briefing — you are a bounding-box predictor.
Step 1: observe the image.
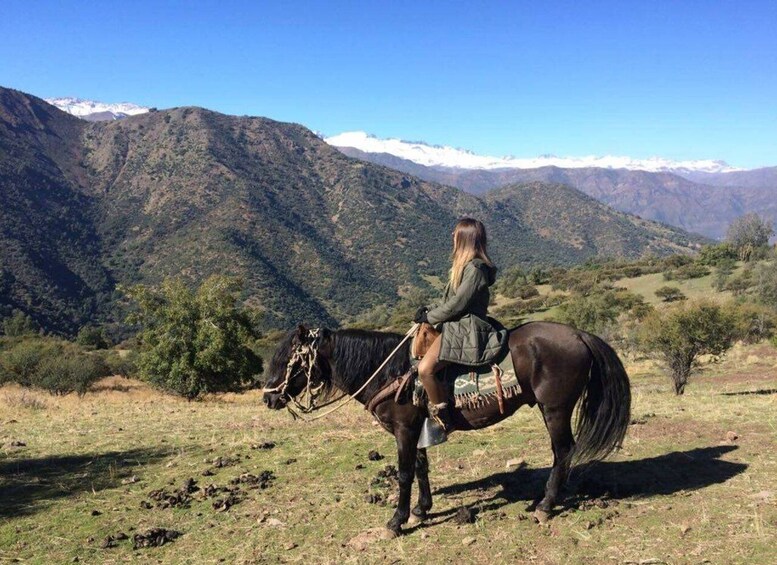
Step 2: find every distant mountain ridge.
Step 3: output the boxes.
[45,97,150,121]
[334,144,776,240]
[326,131,741,174]
[0,86,705,334]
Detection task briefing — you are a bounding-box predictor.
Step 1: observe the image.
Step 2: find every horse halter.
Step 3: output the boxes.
[262,328,329,418]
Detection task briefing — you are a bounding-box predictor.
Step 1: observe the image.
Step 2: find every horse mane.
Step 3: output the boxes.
[329,329,411,399]
[267,330,296,386]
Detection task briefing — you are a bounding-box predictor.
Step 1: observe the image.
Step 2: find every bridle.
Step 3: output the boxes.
[264,324,419,422]
[262,329,340,418]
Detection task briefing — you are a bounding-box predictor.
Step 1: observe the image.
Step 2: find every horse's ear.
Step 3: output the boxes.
[296,324,308,339]
[321,328,331,340]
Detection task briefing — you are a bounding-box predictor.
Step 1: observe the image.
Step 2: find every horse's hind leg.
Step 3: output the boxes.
[409,448,432,524]
[536,404,575,521]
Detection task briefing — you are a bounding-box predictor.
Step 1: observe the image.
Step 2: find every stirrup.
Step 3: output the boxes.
[418,417,448,448]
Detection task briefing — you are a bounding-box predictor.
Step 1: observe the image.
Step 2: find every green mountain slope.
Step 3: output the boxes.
[0,88,113,333]
[0,87,705,334]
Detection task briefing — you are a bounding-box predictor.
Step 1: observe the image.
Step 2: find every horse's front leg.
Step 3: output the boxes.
[386,423,420,535]
[409,448,432,524]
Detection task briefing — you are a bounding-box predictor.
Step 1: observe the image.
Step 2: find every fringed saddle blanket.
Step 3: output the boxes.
[366,355,521,414]
[412,357,521,410]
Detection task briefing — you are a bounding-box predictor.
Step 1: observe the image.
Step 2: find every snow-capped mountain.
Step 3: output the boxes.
[325,131,740,174]
[45,97,150,121]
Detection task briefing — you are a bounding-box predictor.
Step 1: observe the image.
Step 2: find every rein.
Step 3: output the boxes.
[266,324,418,422]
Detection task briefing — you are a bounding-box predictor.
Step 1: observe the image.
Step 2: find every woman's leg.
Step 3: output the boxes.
[417,334,449,405]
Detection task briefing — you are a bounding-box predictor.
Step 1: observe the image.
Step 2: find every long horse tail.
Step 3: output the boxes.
[573,331,631,464]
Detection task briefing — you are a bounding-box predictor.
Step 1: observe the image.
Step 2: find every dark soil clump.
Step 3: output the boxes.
[229,470,275,490]
[454,506,478,524]
[371,465,398,489]
[251,441,276,450]
[145,478,200,509]
[132,528,181,549]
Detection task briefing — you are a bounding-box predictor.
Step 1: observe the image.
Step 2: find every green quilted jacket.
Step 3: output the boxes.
[426,258,508,366]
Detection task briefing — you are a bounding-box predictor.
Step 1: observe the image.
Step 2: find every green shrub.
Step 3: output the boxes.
[663,254,694,269]
[35,353,110,396]
[2,311,39,337]
[0,339,57,386]
[76,325,109,350]
[638,300,737,394]
[725,268,754,296]
[99,349,139,378]
[754,262,777,308]
[663,263,710,281]
[698,243,737,266]
[655,286,686,303]
[123,276,263,399]
[557,293,619,334]
[726,302,776,344]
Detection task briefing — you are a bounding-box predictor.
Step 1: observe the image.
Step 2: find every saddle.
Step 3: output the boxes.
[366,323,513,414]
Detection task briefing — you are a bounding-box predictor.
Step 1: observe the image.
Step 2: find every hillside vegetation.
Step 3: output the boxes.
[0,87,705,336]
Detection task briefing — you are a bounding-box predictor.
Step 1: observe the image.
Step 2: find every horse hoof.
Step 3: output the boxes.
[533,509,551,524]
[408,513,425,526]
[383,527,400,539]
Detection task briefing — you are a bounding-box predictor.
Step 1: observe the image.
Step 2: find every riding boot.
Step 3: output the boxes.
[418,376,453,449]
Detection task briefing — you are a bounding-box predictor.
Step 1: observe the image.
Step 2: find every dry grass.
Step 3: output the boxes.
[1,346,776,564]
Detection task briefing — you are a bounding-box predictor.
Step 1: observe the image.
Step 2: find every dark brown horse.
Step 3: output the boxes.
[263,321,630,535]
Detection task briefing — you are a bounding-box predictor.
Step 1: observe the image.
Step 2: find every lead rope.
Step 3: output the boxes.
[289,323,419,422]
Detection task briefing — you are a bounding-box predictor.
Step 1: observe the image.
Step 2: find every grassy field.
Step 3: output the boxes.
[1,343,776,564]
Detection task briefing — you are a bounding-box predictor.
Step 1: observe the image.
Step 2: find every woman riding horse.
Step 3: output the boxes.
[413,218,507,445]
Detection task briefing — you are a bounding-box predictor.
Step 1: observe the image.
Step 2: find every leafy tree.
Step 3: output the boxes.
[2,311,39,337]
[697,243,737,267]
[655,286,686,303]
[725,213,775,261]
[76,325,109,350]
[123,276,263,399]
[638,301,737,395]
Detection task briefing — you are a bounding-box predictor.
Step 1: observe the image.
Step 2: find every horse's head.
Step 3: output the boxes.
[262,325,333,411]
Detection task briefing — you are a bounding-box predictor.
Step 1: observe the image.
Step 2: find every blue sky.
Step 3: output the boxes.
[2,1,776,168]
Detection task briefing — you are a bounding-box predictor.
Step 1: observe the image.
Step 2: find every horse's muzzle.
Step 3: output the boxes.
[263,391,288,410]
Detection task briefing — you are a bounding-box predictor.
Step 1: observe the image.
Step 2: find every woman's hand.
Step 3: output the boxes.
[413,306,429,324]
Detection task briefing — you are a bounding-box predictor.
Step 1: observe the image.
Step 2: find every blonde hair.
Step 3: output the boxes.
[448,218,493,290]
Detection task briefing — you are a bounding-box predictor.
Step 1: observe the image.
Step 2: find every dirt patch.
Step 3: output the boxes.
[626,416,719,444]
[346,527,396,551]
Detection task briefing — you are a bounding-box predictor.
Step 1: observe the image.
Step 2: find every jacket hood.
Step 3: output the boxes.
[470,258,498,286]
